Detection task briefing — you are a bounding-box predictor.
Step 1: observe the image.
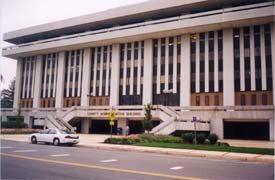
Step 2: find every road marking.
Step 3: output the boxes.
[100,159,117,163]
[170,166,184,170]
[13,150,37,153]
[51,154,71,157]
[0,147,12,149]
[0,153,207,180]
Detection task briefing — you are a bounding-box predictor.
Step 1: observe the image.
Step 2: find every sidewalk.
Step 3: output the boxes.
[1,134,274,163]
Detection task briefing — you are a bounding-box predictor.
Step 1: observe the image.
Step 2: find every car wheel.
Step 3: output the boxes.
[53,138,60,146]
[31,136,37,144]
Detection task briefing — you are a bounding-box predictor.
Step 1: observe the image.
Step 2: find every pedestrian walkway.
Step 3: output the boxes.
[1,134,274,163]
[220,139,274,149]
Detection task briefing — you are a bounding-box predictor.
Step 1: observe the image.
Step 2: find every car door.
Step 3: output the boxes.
[37,129,49,142]
[46,129,57,143]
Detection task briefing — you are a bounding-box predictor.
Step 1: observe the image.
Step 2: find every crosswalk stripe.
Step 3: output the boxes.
[170,166,184,170]
[100,159,118,163]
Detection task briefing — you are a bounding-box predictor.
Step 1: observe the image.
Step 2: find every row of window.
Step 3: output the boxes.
[90,46,112,96]
[20,57,36,99]
[41,53,58,98]
[64,50,84,98]
[190,31,223,93]
[233,24,273,91]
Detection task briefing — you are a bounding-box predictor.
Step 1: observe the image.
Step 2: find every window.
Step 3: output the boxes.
[251,94,256,105]
[205,96,209,106]
[214,95,219,106]
[262,94,267,105]
[195,96,200,106]
[240,94,246,105]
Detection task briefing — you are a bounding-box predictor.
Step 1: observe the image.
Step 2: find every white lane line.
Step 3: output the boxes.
[50,154,71,157]
[13,150,37,153]
[170,166,184,170]
[100,159,118,163]
[0,147,13,149]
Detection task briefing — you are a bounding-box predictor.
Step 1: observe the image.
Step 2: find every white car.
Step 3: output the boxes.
[30,128,79,146]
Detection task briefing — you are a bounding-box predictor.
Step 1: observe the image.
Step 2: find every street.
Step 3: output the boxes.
[1,140,274,180]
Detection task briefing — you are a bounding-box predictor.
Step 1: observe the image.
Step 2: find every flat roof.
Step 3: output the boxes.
[3,0,269,44]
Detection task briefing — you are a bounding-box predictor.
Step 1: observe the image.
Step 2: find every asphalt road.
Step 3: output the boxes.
[1,140,274,180]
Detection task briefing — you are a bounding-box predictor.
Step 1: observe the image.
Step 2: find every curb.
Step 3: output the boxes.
[77,143,274,163]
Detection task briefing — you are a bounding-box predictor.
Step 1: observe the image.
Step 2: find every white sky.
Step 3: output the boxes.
[0,0,147,90]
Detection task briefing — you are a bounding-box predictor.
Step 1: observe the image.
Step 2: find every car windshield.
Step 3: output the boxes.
[59,130,73,134]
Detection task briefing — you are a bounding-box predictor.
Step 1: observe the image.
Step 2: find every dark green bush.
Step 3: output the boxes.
[197,133,206,144]
[181,133,194,143]
[1,121,28,128]
[208,133,219,145]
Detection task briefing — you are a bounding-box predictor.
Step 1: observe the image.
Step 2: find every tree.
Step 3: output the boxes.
[142,103,153,133]
[1,79,15,108]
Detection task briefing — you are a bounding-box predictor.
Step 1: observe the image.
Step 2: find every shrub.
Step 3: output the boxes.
[196,133,206,144]
[1,121,28,129]
[181,133,194,143]
[208,133,219,145]
[139,134,182,143]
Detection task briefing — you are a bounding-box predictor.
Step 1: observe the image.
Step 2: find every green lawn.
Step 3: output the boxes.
[135,142,274,155]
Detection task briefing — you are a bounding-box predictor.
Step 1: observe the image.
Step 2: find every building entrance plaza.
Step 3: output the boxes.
[1,0,275,141]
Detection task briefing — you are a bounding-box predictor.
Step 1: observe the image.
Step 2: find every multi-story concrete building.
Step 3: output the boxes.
[1,0,275,140]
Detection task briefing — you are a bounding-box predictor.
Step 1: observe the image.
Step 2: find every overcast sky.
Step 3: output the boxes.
[0,0,147,90]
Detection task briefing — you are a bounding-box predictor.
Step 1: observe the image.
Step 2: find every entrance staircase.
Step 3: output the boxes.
[44,105,210,135]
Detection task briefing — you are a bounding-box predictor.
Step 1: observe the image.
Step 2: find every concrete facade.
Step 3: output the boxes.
[1,0,275,141]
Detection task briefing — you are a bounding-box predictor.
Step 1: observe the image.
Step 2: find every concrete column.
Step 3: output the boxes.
[117,119,127,135]
[210,118,224,139]
[33,55,43,108]
[250,26,256,91]
[240,28,245,91]
[81,48,91,106]
[157,39,161,94]
[195,33,200,93]
[72,50,77,97]
[53,54,58,97]
[31,58,36,98]
[99,47,104,96]
[47,55,53,97]
[55,52,65,109]
[77,51,83,97]
[93,48,98,96]
[143,39,153,104]
[223,28,235,106]
[123,44,127,95]
[214,31,219,92]
[137,42,142,95]
[165,37,169,90]
[81,118,90,134]
[205,32,209,92]
[13,59,23,109]
[130,43,134,95]
[42,56,47,98]
[173,36,177,93]
[105,46,110,96]
[110,44,120,106]
[180,34,191,106]
[260,25,267,91]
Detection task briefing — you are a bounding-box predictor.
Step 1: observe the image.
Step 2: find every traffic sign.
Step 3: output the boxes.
[109,111,116,121]
[109,120,115,126]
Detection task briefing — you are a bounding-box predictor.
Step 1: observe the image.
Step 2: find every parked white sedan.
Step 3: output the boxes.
[30,128,79,146]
